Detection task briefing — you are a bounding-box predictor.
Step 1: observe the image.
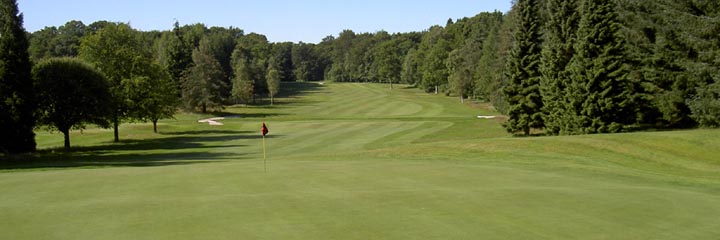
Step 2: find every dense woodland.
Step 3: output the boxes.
[2,0,720,153]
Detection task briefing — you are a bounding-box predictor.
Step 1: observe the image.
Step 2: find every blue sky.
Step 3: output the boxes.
[18,0,511,43]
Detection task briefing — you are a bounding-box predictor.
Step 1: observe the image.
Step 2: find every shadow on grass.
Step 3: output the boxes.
[0,131,266,171]
[160,130,252,136]
[206,111,287,119]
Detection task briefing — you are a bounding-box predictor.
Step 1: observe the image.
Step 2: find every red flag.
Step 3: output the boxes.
[261,122,269,136]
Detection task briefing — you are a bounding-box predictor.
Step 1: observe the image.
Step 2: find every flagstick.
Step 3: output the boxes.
[262,135,267,173]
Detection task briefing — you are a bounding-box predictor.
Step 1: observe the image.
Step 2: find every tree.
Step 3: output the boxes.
[540,0,579,135]
[503,0,544,136]
[79,23,151,142]
[400,48,420,85]
[270,42,295,82]
[687,82,720,128]
[566,0,635,134]
[266,60,281,105]
[33,58,112,149]
[0,0,36,154]
[416,26,449,93]
[123,63,177,133]
[161,21,191,91]
[447,48,474,103]
[375,39,402,89]
[181,38,228,113]
[231,45,255,104]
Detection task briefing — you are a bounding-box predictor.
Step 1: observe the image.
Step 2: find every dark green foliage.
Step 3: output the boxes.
[266,61,281,105]
[0,0,36,154]
[474,23,503,102]
[270,42,295,82]
[161,22,193,91]
[503,0,544,136]
[28,20,87,62]
[231,46,254,104]
[566,0,634,134]
[540,0,579,135]
[123,63,177,133]
[418,26,450,93]
[23,0,720,135]
[618,0,720,128]
[400,48,420,85]
[687,82,720,128]
[79,22,157,142]
[291,42,324,82]
[182,39,228,113]
[33,58,112,149]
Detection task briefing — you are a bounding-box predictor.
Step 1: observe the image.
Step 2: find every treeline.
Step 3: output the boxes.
[503,0,720,135]
[4,0,720,153]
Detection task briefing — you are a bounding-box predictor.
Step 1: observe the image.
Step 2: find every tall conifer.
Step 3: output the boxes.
[0,0,36,153]
[540,0,580,135]
[503,0,544,136]
[566,0,635,134]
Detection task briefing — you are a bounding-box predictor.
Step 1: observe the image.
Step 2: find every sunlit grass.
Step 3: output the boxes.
[1,82,719,239]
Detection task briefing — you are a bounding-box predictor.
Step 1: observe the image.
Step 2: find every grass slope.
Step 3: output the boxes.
[1,82,719,239]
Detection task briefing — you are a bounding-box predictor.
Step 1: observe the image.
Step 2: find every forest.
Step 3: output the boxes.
[2,0,720,153]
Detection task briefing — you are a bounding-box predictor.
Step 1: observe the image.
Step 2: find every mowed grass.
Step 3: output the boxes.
[2,82,720,239]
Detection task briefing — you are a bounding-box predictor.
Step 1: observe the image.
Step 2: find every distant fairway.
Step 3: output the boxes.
[2,83,720,239]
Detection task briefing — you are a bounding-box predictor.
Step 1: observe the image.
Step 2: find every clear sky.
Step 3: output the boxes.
[18,0,511,43]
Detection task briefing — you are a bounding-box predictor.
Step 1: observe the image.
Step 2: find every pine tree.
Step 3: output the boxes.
[566,0,634,134]
[540,0,580,135]
[0,0,36,153]
[503,0,544,136]
[181,38,228,113]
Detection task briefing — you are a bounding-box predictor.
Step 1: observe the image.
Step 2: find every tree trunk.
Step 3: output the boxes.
[270,96,274,105]
[524,127,530,136]
[390,81,393,90]
[460,95,464,104]
[153,120,158,133]
[435,86,438,94]
[62,128,71,150]
[202,103,207,113]
[113,121,120,143]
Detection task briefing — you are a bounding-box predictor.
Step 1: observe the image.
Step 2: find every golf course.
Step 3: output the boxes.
[2,82,720,239]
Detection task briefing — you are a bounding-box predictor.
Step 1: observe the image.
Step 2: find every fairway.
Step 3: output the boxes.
[2,83,720,239]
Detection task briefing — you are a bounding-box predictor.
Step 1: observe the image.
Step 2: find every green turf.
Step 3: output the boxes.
[1,82,720,239]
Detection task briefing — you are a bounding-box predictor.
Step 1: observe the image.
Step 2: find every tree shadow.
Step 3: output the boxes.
[0,130,262,171]
[160,130,252,136]
[205,111,286,119]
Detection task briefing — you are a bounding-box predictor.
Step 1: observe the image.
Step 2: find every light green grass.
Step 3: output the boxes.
[1,82,720,239]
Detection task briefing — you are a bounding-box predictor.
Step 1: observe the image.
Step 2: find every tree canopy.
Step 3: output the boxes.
[33,58,112,149]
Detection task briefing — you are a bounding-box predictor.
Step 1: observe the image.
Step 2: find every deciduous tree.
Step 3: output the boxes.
[33,58,111,149]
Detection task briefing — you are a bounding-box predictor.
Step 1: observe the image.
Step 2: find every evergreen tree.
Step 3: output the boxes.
[503,0,544,136]
[566,0,634,134]
[162,21,192,91]
[0,0,36,153]
[540,0,579,135]
[181,39,228,113]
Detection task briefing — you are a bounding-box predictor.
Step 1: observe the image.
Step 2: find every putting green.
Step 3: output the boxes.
[2,83,719,239]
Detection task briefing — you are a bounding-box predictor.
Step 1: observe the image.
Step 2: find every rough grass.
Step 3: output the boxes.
[1,82,719,239]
